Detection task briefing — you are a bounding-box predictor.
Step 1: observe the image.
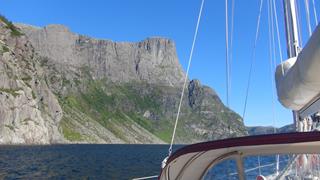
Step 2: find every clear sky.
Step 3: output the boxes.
[1,0,319,127]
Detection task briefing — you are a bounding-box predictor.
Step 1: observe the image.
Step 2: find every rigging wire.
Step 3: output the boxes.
[226,0,230,107]
[311,0,318,25]
[132,175,158,180]
[226,1,233,178]
[272,0,284,75]
[229,0,235,105]
[270,0,277,75]
[304,0,312,36]
[268,0,277,131]
[168,0,205,156]
[225,0,234,108]
[268,0,280,175]
[296,0,304,48]
[242,0,264,120]
[258,155,262,175]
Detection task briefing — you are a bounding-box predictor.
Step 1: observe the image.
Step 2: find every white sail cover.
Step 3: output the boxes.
[276,24,320,111]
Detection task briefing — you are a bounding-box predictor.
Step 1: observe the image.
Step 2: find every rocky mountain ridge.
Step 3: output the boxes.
[246,124,295,135]
[0,16,247,144]
[17,23,185,87]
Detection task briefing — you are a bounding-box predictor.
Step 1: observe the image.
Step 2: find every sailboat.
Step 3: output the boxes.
[137,0,320,179]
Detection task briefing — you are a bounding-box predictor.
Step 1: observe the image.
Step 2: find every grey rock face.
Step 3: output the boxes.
[188,79,203,109]
[0,22,248,144]
[17,24,185,86]
[0,21,63,144]
[0,21,165,144]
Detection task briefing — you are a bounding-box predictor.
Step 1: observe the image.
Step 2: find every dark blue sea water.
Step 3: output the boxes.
[0,145,175,180]
[0,145,289,180]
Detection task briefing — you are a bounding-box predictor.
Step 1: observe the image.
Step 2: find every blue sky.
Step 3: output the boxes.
[1,0,319,127]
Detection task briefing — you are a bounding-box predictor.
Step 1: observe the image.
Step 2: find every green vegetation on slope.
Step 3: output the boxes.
[0,14,23,36]
[1,45,9,53]
[0,88,22,97]
[154,124,173,143]
[57,79,176,143]
[60,116,83,141]
[57,79,246,143]
[47,64,246,143]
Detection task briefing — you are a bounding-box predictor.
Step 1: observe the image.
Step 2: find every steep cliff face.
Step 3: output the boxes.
[17,24,185,87]
[0,19,63,144]
[0,21,248,144]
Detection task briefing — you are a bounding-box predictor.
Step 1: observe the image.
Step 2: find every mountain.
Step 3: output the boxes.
[0,15,247,144]
[247,124,295,135]
[246,126,276,135]
[0,16,63,144]
[278,124,295,133]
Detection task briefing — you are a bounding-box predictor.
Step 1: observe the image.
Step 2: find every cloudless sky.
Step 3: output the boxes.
[1,0,319,127]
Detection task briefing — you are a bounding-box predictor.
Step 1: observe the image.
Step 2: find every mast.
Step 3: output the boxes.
[283,0,300,131]
[283,0,300,57]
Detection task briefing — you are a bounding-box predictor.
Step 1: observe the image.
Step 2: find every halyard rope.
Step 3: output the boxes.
[168,0,205,156]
